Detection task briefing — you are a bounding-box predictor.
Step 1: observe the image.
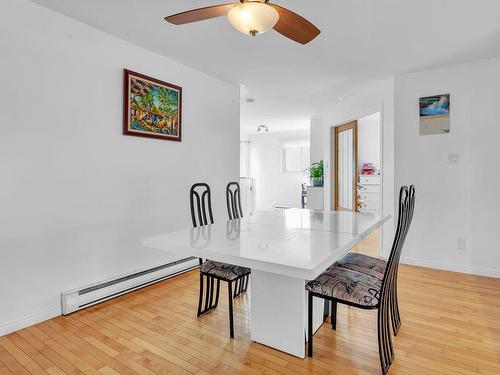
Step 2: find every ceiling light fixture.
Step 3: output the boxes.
[257,125,269,133]
[227,1,279,37]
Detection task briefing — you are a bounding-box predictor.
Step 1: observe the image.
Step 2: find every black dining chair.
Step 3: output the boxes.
[306,186,415,375]
[226,182,243,220]
[190,183,250,339]
[332,185,415,335]
[226,182,250,297]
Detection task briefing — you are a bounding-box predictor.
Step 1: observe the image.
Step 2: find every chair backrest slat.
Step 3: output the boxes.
[190,183,214,228]
[395,185,415,264]
[381,185,415,296]
[226,182,243,220]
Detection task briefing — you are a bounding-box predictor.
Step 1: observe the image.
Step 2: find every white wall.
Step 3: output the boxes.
[395,57,500,277]
[249,130,309,210]
[0,0,240,333]
[358,112,381,171]
[311,79,395,255]
[310,118,324,164]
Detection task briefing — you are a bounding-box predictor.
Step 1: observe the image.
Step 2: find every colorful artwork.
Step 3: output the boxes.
[419,94,450,135]
[123,69,182,141]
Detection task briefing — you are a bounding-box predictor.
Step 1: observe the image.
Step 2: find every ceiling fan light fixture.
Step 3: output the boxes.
[227,1,279,37]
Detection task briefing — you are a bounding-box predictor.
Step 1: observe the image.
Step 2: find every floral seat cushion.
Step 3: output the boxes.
[331,253,386,280]
[306,267,382,308]
[201,260,251,281]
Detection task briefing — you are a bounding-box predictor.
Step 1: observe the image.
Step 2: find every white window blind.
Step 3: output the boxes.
[280,140,310,173]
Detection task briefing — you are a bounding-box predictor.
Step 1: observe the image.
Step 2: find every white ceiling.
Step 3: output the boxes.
[31,0,500,136]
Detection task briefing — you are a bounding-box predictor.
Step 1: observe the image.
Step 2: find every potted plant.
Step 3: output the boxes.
[307,160,324,186]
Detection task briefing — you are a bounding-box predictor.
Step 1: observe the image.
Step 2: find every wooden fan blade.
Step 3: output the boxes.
[269,4,320,45]
[165,3,236,25]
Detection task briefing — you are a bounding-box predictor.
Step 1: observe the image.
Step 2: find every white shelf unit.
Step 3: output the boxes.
[357,175,381,214]
[306,186,324,210]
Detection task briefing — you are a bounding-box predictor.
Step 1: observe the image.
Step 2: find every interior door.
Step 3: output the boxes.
[334,121,358,211]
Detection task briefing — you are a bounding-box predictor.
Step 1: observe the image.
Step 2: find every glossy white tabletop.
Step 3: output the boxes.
[142,209,390,280]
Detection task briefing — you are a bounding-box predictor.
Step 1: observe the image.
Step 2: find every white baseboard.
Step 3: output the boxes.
[0,306,61,336]
[401,256,500,279]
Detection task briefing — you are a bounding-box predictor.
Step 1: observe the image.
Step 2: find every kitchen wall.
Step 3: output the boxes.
[249,130,310,210]
[358,112,381,172]
[395,57,500,277]
[310,119,324,164]
[0,0,240,334]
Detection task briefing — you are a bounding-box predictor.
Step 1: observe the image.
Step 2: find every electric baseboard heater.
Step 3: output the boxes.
[61,257,199,314]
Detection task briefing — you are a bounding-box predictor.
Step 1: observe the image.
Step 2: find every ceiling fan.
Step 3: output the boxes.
[165,0,320,45]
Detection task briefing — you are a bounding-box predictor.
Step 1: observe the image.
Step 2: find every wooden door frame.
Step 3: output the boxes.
[333,121,358,212]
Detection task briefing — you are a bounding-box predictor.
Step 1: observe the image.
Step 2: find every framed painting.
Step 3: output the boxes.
[419,94,450,135]
[123,69,182,142]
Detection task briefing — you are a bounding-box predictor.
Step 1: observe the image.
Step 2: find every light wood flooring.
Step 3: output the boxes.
[1,231,500,374]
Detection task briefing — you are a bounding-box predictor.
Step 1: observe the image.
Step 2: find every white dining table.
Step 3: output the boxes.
[141,209,390,358]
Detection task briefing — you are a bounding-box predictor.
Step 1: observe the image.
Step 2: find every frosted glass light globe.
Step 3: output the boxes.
[227,1,279,36]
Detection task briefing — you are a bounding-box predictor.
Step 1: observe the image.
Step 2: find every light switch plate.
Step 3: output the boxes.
[448,154,459,164]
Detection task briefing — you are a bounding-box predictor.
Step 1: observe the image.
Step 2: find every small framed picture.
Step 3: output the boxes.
[419,94,450,135]
[123,69,182,142]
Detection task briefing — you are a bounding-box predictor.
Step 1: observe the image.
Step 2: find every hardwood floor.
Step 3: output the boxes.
[2,232,500,374]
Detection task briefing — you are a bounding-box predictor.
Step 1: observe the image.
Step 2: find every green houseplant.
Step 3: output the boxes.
[307,160,324,186]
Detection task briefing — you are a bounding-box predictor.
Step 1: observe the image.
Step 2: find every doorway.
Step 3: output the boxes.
[331,113,382,215]
[334,121,358,211]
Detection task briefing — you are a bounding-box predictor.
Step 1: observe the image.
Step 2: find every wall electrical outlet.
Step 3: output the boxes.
[457,238,466,251]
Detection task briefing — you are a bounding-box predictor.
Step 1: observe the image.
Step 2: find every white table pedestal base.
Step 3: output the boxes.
[250,269,324,358]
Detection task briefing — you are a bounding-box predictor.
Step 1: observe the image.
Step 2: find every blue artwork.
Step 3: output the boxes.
[420,95,450,117]
[419,94,450,135]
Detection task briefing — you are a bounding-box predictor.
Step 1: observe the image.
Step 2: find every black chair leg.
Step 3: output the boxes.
[238,277,244,295]
[233,275,249,298]
[214,279,220,308]
[377,312,386,375]
[331,301,337,330]
[377,300,394,374]
[210,277,215,308]
[204,275,213,312]
[242,275,248,293]
[197,273,204,316]
[228,281,234,339]
[377,308,387,375]
[307,292,313,357]
[197,274,220,316]
[233,278,239,298]
[244,274,249,292]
